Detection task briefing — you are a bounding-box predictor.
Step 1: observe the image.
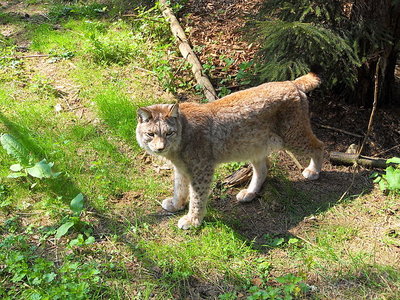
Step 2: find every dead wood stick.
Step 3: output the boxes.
[358,57,381,157]
[158,0,218,102]
[317,123,364,138]
[0,54,50,59]
[329,152,398,169]
[132,65,156,75]
[223,165,252,187]
[285,150,303,170]
[373,144,400,157]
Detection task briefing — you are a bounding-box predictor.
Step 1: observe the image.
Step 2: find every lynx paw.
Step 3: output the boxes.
[177,214,202,230]
[302,168,320,180]
[161,198,185,212]
[236,189,257,203]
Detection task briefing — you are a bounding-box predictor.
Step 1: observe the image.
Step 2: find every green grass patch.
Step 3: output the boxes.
[139,222,256,283]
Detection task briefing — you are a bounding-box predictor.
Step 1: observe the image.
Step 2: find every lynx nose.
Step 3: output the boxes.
[153,138,166,153]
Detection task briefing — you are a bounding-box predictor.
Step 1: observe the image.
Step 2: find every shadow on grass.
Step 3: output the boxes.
[0,112,81,199]
[210,169,374,247]
[316,263,400,298]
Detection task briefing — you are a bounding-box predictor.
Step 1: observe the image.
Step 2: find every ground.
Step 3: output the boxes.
[0,1,399,299]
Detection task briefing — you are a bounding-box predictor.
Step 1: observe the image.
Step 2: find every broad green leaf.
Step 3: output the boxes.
[7,172,26,178]
[386,169,400,190]
[10,164,23,172]
[43,272,57,283]
[379,180,388,191]
[85,236,95,245]
[387,157,400,164]
[26,159,54,178]
[52,171,62,178]
[55,221,74,239]
[70,193,84,214]
[373,176,382,183]
[0,134,30,164]
[288,238,300,244]
[69,238,80,247]
[69,234,84,247]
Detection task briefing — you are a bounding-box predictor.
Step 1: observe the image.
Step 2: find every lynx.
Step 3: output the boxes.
[136,72,324,229]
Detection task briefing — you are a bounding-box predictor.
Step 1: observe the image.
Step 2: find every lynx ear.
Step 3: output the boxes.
[168,103,179,118]
[137,107,152,123]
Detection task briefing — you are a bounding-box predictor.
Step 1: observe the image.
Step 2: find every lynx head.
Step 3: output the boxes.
[136,103,182,156]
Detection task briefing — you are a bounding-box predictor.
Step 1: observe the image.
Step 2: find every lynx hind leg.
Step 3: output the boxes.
[237,158,268,203]
[302,154,323,180]
[178,167,213,229]
[289,133,324,181]
[283,102,324,180]
[162,167,189,212]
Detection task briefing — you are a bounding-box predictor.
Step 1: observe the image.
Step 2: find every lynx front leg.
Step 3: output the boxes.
[162,167,189,212]
[178,168,213,229]
[237,158,268,203]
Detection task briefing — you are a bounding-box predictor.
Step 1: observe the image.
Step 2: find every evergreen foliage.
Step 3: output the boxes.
[246,0,394,92]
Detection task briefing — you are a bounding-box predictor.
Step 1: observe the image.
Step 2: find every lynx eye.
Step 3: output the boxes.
[146,132,155,138]
[166,131,175,137]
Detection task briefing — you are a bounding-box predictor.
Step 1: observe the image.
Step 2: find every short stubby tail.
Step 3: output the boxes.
[293,67,322,93]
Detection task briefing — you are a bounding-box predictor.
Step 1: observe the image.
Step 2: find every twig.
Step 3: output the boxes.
[317,123,364,138]
[285,150,303,170]
[15,212,41,216]
[372,144,400,157]
[337,165,359,203]
[295,234,317,247]
[0,54,50,59]
[132,65,157,75]
[358,57,381,157]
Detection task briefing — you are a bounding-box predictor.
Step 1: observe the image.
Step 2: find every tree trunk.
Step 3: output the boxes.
[352,0,400,107]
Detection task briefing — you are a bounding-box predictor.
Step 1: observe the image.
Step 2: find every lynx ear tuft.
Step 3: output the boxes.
[137,107,152,123]
[168,103,179,118]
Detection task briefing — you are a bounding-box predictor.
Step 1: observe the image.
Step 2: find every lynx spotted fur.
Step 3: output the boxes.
[136,72,324,229]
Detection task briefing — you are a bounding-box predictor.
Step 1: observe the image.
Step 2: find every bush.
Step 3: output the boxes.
[245,0,392,92]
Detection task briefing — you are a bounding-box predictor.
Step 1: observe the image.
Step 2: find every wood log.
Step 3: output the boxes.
[158,0,218,102]
[329,152,396,169]
[222,165,252,187]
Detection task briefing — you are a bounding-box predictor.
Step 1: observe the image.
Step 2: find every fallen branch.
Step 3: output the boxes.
[158,0,218,102]
[223,165,252,187]
[317,123,364,138]
[329,151,396,169]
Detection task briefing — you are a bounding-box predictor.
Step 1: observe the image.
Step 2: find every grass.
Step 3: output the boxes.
[1,1,400,299]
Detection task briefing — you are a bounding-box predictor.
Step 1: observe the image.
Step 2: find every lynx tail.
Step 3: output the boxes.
[293,72,321,93]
